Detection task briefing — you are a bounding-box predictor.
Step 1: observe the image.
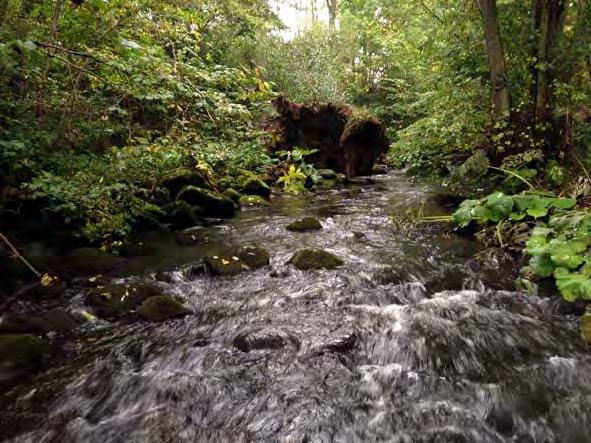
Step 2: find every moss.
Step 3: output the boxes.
[162,169,210,198]
[222,188,242,204]
[286,217,323,232]
[0,309,81,335]
[86,281,162,318]
[137,296,189,322]
[0,334,48,367]
[290,249,344,270]
[204,255,249,276]
[239,176,271,198]
[316,179,339,190]
[239,195,271,207]
[166,200,199,229]
[176,186,235,217]
[238,246,270,269]
[317,169,337,180]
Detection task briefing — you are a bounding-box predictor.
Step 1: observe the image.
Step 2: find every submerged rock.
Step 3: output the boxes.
[0,309,81,335]
[286,217,323,232]
[239,195,270,207]
[176,186,235,218]
[372,164,389,175]
[166,200,200,229]
[346,177,375,186]
[233,328,296,353]
[290,249,344,270]
[86,281,162,318]
[137,296,190,322]
[0,334,48,380]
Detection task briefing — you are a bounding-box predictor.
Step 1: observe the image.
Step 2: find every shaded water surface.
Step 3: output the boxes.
[2,173,590,442]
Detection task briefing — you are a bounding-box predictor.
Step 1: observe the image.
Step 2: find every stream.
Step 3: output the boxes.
[2,172,591,442]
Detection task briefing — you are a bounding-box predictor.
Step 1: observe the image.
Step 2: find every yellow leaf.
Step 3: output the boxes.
[222,258,230,265]
[232,256,240,261]
[79,310,97,322]
[40,274,58,287]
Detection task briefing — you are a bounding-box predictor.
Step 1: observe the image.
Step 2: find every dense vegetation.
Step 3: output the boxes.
[1,1,591,306]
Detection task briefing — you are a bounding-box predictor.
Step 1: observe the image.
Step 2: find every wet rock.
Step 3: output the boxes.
[204,247,271,276]
[204,255,249,276]
[162,169,210,198]
[311,332,357,355]
[371,164,389,175]
[239,177,271,198]
[352,231,366,239]
[239,195,270,207]
[316,179,339,190]
[176,227,207,246]
[286,217,323,232]
[0,309,81,335]
[290,249,344,270]
[222,188,242,205]
[0,334,49,380]
[177,186,236,218]
[238,247,270,270]
[202,218,224,226]
[137,296,190,322]
[233,328,294,352]
[180,263,207,280]
[485,404,515,437]
[269,268,291,278]
[86,281,162,318]
[318,169,337,180]
[346,177,375,186]
[166,201,199,229]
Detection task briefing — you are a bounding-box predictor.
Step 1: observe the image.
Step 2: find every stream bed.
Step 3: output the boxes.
[2,172,590,442]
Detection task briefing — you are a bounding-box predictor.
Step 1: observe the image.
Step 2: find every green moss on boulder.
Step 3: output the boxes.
[222,188,242,204]
[239,195,270,207]
[177,186,235,218]
[166,200,199,229]
[86,281,162,318]
[239,177,271,198]
[162,169,210,198]
[290,249,344,270]
[137,296,189,322]
[238,247,271,269]
[0,309,81,335]
[286,217,323,232]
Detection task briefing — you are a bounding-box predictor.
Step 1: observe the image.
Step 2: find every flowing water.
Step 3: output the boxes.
[2,172,591,442]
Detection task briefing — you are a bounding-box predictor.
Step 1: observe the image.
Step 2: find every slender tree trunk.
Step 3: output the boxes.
[531,0,566,126]
[478,0,511,120]
[325,0,337,29]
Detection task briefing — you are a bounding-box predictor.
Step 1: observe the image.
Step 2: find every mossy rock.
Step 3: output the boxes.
[317,169,337,180]
[204,255,250,276]
[137,296,190,322]
[222,188,242,205]
[581,312,591,344]
[290,249,344,270]
[316,179,339,190]
[204,246,271,276]
[372,164,389,175]
[286,217,323,232]
[238,246,271,269]
[177,186,235,218]
[86,281,162,318]
[0,309,81,335]
[346,177,375,186]
[162,169,210,198]
[239,177,271,198]
[239,195,271,207]
[166,200,200,229]
[0,334,49,373]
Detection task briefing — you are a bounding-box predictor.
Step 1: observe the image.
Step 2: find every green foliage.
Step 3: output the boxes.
[276,147,320,192]
[277,165,307,195]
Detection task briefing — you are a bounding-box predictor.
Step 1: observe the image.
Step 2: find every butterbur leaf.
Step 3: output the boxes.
[513,195,536,212]
[509,212,526,221]
[529,255,554,278]
[555,272,591,302]
[526,198,551,218]
[549,239,587,269]
[452,199,480,227]
[551,198,576,210]
[526,235,549,256]
[485,192,513,221]
[471,205,492,224]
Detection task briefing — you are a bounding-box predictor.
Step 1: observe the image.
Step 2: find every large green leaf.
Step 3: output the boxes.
[526,197,551,218]
[485,192,513,222]
[550,198,576,210]
[452,199,480,227]
[529,255,554,278]
[556,272,591,302]
[548,239,587,270]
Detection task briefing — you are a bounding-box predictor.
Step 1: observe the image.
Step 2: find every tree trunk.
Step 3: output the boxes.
[531,0,566,126]
[325,0,337,29]
[478,0,511,120]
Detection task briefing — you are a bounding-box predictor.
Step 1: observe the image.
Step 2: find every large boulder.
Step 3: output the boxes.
[162,169,211,198]
[176,186,235,218]
[86,281,162,319]
[272,97,389,177]
[204,246,271,276]
[239,177,271,198]
[290,249,344,270]
[0,309,81,335]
